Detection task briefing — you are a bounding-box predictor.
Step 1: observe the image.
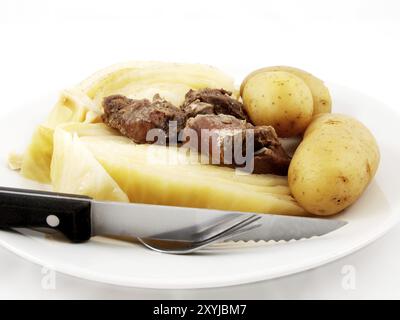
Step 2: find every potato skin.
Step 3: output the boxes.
[241,66,332,115]
[241,71,314,137]
[288,114,380,215]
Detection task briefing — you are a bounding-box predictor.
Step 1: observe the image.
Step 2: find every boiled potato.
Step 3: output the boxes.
[240,66,332,115]
[241,71,314,137]
[288,114,380,215]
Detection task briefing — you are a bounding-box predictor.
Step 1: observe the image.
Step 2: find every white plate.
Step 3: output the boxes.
[0,84,399,289]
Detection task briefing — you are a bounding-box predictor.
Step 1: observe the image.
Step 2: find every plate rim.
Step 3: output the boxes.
[0,214,398,289]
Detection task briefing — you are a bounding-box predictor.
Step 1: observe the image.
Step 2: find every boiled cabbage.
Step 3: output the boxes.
[17,62,236,182]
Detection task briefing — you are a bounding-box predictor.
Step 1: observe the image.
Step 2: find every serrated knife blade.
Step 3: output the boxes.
[226,214,347,242]
[91,200,347,242]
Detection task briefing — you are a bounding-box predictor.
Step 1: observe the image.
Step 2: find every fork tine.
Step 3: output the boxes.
[137,214,262,254]
[192,215,261,244]
[189,223,263,253]
[143,213,256,242]
[214,222,263,243]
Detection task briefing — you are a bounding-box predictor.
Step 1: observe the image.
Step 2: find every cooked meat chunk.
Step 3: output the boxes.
[182,114,249,165]
[182,114,290,175]
[183,101,215,119]
[102,94,186,144]
[182,88,249,120]
[184,114,252,133]
[102,91,290,175]
[251,127,292,175]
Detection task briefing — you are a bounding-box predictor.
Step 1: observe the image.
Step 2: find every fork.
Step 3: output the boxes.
[137,214,262,254]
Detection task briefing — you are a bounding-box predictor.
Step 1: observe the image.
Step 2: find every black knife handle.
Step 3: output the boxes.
[0,186,92,242]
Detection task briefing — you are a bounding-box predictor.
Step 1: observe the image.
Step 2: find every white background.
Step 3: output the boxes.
[1,0,400,299]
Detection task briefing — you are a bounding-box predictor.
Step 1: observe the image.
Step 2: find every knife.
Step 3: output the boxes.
[0,186,346,243]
